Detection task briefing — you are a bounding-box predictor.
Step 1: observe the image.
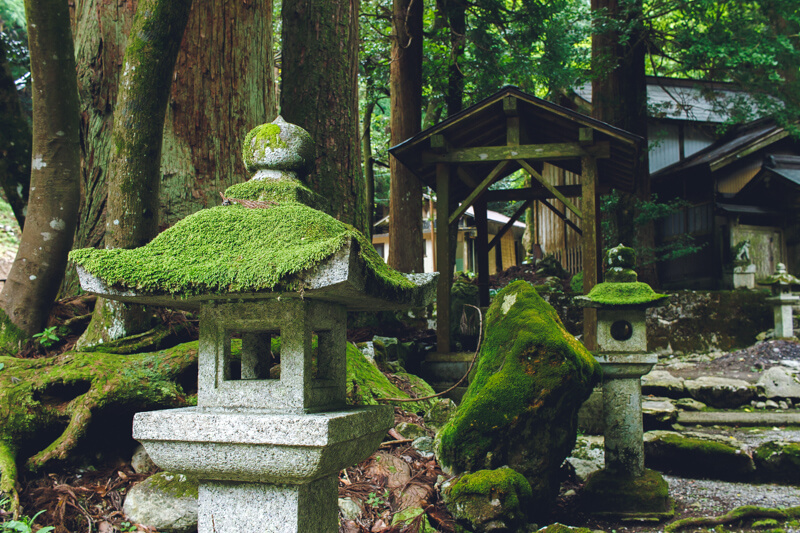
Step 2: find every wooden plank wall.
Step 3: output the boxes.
[533,163,584,275]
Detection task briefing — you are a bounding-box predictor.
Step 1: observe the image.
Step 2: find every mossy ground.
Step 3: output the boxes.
[70,203,413,297]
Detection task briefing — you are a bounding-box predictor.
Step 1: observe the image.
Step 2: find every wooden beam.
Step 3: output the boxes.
[475,200,490,307]
[517,159,582,219]
[436,163,452,352]
[539,199,583,236]
[503,96,518,116]
[579,127,593,145]
[422,141,610,164]
[448,160,510,225]
[430,134,449,153]
[456,165,480,188]
[489,198,534,251]
[581,154,600,352]
[483,185,581,202]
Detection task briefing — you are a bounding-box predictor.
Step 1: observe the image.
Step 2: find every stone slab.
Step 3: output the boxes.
[757,366,800,400]
[677,411,800,426]
[134,406,392,483]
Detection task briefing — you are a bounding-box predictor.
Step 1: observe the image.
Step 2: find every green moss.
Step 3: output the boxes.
[754,441,800,482]
[583,468,673,518]
[646,432,756,479]
[345,342,435,413]
[70,204,413,297]
[439,281,601,474]
[0,440,17,495]
[586,281,666,305]
[243,123,286,170]
[223,178,323,210]
[447,468,533,511]
[143,471,198,499]
[0,308,27,351]
[537,524,593,533]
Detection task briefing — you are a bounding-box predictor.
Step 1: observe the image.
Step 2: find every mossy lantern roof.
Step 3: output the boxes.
[70,117,437,311]
[576,245,668,309]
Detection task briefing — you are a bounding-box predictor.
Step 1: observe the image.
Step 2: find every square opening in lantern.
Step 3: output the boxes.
[224,330,281,380]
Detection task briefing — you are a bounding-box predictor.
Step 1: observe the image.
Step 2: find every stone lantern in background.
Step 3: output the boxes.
[71,117,437,533]
[577,244,674,519]
[761,263,800,338]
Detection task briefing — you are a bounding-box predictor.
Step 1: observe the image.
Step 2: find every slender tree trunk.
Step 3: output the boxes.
[0,0,80,341]
[78,0,193,348]
[363,100,375,239]
[591,0,654,283]
[68,0,276,294]
[0,38,30,229]
[281,0,367,235]
[388,0,423,273]
[445,0,466,117]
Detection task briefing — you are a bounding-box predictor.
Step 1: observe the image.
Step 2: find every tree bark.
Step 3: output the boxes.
[363,100,376,238]
[78,0,194,347]
[591,0,655,283]
[0,0,80,339]
[281,0,367,235]
[0,38,30,229]
[68,0,276,294]
[388,0,424,273]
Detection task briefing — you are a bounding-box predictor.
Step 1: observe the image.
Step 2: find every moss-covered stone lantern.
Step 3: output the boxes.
[70,116,437,533]
[576,244,673,519]
[761,263,800,338]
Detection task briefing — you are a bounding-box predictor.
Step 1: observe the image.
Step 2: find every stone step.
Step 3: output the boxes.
[677,411,800,426]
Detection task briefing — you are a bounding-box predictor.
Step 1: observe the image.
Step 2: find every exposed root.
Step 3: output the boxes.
[0,341,199,515]
[665,504,800,532]
[0,440,19,518]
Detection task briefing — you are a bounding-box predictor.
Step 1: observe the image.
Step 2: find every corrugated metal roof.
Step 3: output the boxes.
[390,86,644,200]
[576,76,762,123]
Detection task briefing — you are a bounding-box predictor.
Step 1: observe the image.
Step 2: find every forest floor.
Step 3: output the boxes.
[2,336,798,533]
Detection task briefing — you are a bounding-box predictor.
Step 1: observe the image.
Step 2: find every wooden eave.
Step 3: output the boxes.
[390,86,644,202]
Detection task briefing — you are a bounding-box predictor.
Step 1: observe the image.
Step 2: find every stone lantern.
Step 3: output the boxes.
[761,263,800,338]
[577,244,673,519]
[71,117,437,533]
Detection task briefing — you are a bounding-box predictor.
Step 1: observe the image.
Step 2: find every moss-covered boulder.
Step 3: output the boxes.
[582,468,672,519]
[754,441,800,484]
[438,281,601,520]
[123,471,198,533]
[345,342,437,414]
[443,467,533,533]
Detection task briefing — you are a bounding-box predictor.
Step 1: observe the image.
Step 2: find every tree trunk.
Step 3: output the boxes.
[0,0,80,341]
[388,0,423,273]
[78,0,194,348]
[363,100,375,238]
[0,38,30,229]
[281,0,367,235]
[445,0,466,117]
[591,0,655,283]
[68,0,276,294]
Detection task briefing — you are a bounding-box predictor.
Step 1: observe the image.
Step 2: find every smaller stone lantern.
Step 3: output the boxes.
[577,244,673,519]
[70,117,437,533]
[761,263,800,338]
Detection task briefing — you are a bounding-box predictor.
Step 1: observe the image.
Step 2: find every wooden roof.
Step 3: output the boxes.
[390,86,644,201]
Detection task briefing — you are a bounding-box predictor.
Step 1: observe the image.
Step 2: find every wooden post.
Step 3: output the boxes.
[582,154,600,351]
[476,199,490,307]
[436,163,452,352]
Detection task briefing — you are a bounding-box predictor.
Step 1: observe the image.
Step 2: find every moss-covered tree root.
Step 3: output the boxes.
[665,505,800,532]
[0,342,198,515]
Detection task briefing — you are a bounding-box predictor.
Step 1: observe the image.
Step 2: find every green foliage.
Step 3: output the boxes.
[1,509,55,533]
[32,326,59,348]
[0,0,29,81]
[365,489,390,508]
[601,190,704,267]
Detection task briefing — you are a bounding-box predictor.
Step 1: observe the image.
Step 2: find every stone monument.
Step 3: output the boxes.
[71,117,437,532]
[761,263,800,338]
[577,244,673,519]
[732,239,756,289]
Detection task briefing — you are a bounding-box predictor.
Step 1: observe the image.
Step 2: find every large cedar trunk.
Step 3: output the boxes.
[0,0,81,338]
[591,0,655,283]
[67,0,276,293]
[280,0,367,236]
[388,0,424,273]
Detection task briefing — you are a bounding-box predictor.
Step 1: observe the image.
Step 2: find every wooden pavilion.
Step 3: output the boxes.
[389,86,644,352]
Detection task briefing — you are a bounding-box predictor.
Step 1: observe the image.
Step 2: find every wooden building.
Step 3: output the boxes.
[389,86,644,352]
